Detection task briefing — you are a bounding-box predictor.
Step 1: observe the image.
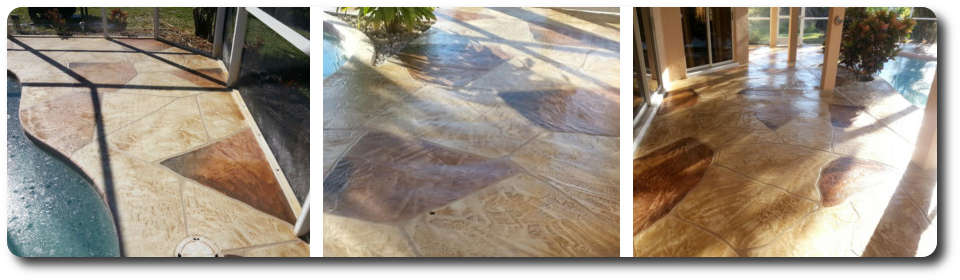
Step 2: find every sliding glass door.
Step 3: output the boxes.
[634,7,662,118]
[680,7,733,70]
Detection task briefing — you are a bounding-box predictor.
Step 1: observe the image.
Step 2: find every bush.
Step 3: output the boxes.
[192,8,217,42]
[339,7,435,34]
[839,8,915,81]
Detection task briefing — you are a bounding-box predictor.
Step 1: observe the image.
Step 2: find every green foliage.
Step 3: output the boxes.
[840,8,916,80]
[192,8,216,41]
[339,7,436,33]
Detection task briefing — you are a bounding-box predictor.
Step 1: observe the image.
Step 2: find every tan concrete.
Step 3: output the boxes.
[769,7,780,47]
[323,7,620,257]
[652,7,688,89]
[8,37,307,257]
[787,7,801,63]
[821,7,846,93]
[912,73,938,170]
[733,8,750,65]
[635,45,937,257]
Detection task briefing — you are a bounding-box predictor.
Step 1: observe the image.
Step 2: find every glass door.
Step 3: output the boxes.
[634,7,663,118]
[681,7,733,71]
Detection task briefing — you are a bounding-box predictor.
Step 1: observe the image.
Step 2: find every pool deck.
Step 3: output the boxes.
[323,7,620,257]
[633,45,936,257]
[8,37,307,257]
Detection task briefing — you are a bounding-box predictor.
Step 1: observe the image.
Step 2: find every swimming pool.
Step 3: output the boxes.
[323,34,346,78]
[7,74,121,257]
[878,51,937,107]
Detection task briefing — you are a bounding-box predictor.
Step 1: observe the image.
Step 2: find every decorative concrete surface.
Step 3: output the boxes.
[324,8,619,257]
[634,46,936,257]
[8,37,307,257]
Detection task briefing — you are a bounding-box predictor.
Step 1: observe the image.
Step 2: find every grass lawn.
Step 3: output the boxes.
[8,7,195,35]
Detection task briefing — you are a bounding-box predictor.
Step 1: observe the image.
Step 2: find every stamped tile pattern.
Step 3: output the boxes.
[324,7,619,256]
[634,45,934,257]
[10,37,305,257]
[633,138,714,234]
[324,131,520,223]
[162,129,296,224]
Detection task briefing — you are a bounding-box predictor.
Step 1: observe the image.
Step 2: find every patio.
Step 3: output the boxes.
[633,45,937,257]
[8,36,307,257]
[323,7,620,257]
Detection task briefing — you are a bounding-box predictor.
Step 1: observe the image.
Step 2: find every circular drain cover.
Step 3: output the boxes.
[175,236,221,257]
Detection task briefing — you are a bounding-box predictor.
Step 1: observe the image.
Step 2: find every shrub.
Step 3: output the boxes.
[108,9,128,25]
[339,7,436,34]
[44,9,67,35]
[192,8,217,42]
[839,8,915,81]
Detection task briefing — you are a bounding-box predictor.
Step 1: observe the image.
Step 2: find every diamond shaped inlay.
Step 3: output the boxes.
[68,62,137,90]
[161,129,296,223]
[499,88,619,136]
[324,131,520,223]
[397,41,512,87]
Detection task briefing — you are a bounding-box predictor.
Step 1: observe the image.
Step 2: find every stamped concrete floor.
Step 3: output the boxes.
[633,46,937,257]
[8,37,307,257]
[324,8,619,257]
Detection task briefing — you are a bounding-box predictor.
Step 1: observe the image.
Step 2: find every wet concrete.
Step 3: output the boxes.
[324,7,619,257]
[634,45,936,257]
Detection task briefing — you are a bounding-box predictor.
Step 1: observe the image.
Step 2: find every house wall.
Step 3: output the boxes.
[650,7,687,89]
[651,7,750,90]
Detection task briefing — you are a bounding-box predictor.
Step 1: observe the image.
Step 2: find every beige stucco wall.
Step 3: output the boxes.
[651,7,688,89]
[733,7,749,65]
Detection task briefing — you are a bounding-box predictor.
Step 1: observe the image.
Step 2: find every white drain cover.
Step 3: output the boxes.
[175,236,221,257]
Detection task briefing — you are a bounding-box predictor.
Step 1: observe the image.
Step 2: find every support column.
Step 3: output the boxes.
[912,73,938,170]
[769,7,779,47]
[733,7,750,65]
[787,7,801,63]
[651,7,687,89]
[820,7,845,93]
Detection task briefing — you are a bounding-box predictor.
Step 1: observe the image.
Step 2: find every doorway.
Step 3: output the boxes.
[680,7,733,71]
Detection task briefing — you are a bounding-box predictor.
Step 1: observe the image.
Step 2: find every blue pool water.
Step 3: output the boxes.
[7,74,121,257]
[323,34,346,78]
[878,54,937,107]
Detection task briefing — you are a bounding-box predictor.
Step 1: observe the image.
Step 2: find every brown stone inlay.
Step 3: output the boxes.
[829,104,867,128]
[116,38,175,52]
[817,157,898,207]
[754,109,792,130]
[19,90,95,154]
[633,137,714,234]
[657,89,698,115]
[442,9,495,21]
[68,62,137,89]
[499,88,618,136]
[323,131,519,223]
[397,41,511,87]
[172,68,226,88]
[528,23,589,47]
[161,129,296,223]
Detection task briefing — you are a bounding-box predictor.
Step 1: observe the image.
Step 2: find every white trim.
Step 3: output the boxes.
[687,60,737,76]
[226,8,248,86]
[293,193,310,236]
[245,7,310,56]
